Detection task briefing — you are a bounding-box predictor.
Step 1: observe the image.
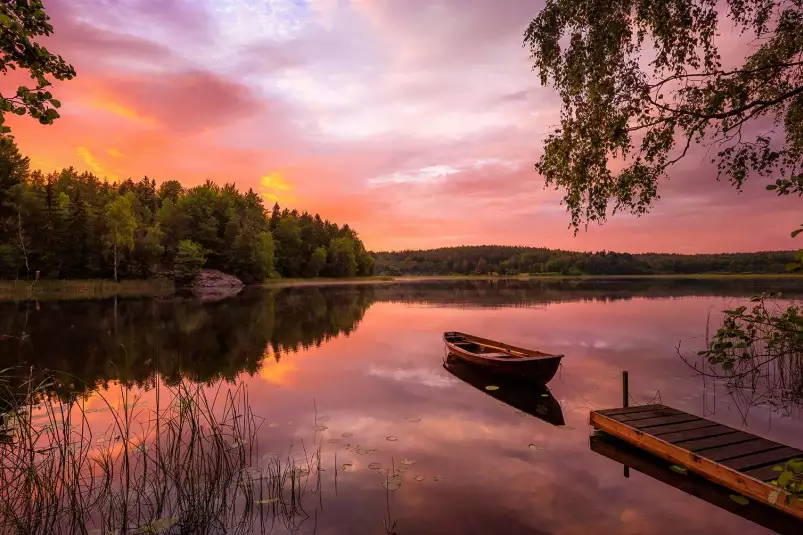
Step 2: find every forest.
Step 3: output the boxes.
[372,246,799,276]
[0,138,374,283]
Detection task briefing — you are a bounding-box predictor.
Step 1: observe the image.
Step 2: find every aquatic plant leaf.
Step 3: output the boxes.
[268,423,278,428]
[413,475,426,482]
[386,435,398,442]
[777,471,794,487]
[670,465,688,475]
[368,462,382,470]
[341,432,353,438]
[327,438,342,444]
[138,516,177,534]
[541,394,549,398]
[528,444,545,451]
[405,416,422,422]
[400,459,415,465]
[729,494,749,506]
[768,490,781,505]
[772,465,784,472]
[341,463,354,472]
[485,385,499,391]
[319,416,330,421]
[255,498,279,504]
[382,474,403,491]
[313,425,328,431]
[433,475,444,482]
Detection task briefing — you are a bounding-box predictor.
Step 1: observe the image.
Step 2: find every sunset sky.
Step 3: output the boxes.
[6,0,801,253]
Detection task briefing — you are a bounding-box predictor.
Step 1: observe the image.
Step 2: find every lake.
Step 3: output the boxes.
[1,278,802,535]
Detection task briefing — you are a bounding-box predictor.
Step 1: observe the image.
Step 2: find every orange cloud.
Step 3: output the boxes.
[259,172,294,204]
[76,146,118,182]
[107,148,125,158]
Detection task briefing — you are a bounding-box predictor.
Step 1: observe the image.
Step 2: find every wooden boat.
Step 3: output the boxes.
[442,331,563,383]
[443,354,565,426]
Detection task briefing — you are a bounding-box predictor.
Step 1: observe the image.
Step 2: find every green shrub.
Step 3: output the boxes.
[174,240,206,284]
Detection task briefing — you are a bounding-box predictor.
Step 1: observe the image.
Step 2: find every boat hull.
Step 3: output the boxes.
[443,332,562,383]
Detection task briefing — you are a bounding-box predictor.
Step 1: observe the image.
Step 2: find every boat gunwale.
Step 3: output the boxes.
[443,331,564,363]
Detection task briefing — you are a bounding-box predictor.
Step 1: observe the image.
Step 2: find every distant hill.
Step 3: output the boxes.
[370,246,799,276]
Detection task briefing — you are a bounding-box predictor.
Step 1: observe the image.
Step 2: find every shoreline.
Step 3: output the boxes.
[0,273,800,301]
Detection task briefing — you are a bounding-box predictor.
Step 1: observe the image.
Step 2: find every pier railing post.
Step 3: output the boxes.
[622,371,629,409]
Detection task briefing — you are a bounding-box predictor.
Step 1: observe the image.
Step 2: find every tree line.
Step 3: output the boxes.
[0,138,374,283]
[372,246,799,276]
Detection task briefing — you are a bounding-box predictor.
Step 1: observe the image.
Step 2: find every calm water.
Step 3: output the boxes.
[1,279,802,535]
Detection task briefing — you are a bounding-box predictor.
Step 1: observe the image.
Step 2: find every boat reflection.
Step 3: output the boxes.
[589,433,803,535]
[443,353,565,426]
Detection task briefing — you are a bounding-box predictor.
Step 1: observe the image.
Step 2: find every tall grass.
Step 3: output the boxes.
[0,279,174,301]
[0,370,333,534]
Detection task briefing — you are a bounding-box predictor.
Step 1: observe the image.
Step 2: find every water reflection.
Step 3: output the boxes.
[1,279,802,534]
[443,354,565,426]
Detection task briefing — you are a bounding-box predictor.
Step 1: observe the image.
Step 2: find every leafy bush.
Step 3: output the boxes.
[174,240,206,284]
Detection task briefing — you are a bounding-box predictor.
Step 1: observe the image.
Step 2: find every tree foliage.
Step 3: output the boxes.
[174,240,206,285]
[0,138,372,282]
[524,0,803,230]
[0,0,75,133]
[373,245,798,276]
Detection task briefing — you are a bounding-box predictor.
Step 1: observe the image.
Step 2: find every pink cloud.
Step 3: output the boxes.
[7,0,798,253]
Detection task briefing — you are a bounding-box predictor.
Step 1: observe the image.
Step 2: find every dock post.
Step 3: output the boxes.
[622,371,629,408]
[622,370,630,478]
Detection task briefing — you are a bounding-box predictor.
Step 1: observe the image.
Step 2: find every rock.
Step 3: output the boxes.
[191,269,244,301]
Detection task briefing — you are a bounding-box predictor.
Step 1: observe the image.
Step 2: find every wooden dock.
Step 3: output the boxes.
[590,404,803,520]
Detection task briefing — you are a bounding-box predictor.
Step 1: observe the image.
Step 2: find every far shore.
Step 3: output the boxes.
[1,273,800,301]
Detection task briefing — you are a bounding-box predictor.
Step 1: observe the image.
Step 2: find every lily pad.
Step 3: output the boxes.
[356,446,377,455]
[405,416,422,422]
[386,436,398,442]
[382,474,403,491]
[313,425,328,432]
[318,416,330,421]
[341,463,354,472]
[413,475,426,482]
[730,494,749,506]
[528,444,545,451]
[485,385,500,391]
[433,475,444,482]
[541,394,549,398]
[341,432,353,438]
[255,498,279,504]
[400,459,415,466]
[368,462,382,470]
[327,438,342,444]
[669,465,688,475]
[268,423,278,428]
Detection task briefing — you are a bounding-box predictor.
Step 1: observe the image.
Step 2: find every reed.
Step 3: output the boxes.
[0,279,175,301]
[0,368,334,534]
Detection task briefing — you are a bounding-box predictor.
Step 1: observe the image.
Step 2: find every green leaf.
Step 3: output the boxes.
[0,14,11,27]
[669,465,687,475]
[777,471,794,487]
[772,465,784,472]
[729,494,749,506]
[485,385,499,391]
[50,99,61,108]
[766,184,778,190]
[541,393,549,397]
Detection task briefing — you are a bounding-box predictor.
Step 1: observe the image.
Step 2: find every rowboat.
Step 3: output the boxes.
[443,354,565,426]
[442,331,563,383]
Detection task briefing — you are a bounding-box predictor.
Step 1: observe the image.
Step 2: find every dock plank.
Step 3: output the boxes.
[649,419,720,436]
[659,426,740,444]
[722,447,803,472]
[704,439,785,462]
[679,431,758,452]
[589,406,803,520]
[597,405,669,417]
[630,414,703,429]
[613,408,687,423]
